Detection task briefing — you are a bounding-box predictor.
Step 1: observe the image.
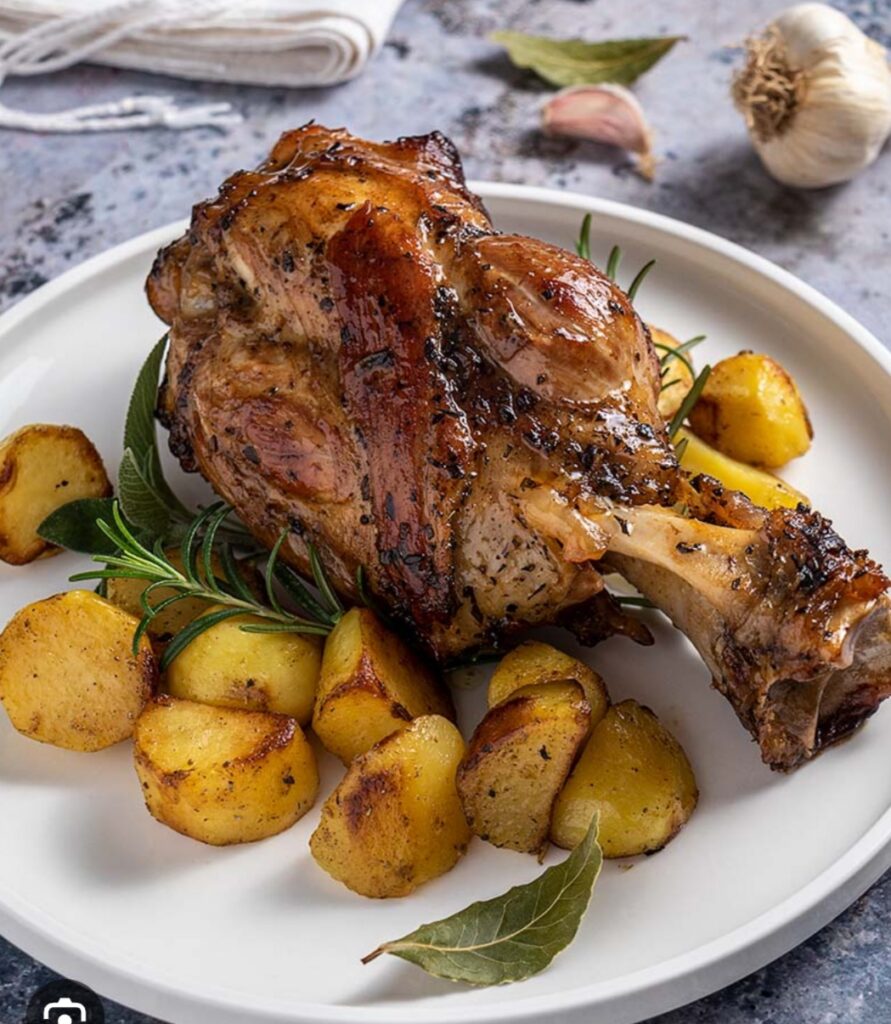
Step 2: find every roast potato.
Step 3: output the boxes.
[313,607,454,764]
[676,427,807,511]
[134,695,318,845]
[106,550,224,642]
[551,699,697,858]
[688,352,812,468]
[457,680,590,855]
[487,640,609,731]
[165,605,321,724]
[310,714,470,897]
[0,424,112,565]
[650,326,696,420]
[0,589,155,751]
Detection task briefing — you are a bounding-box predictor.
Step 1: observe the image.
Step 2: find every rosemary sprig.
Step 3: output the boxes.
[626,259,655,301]
[668,364,712,439]
[605,244,622,282]
[71,501,338,670]
[671,333,707,358]
[655,342,695,380]
[573,216,655,298]
[655,333,706,376]
[575,212,592,260]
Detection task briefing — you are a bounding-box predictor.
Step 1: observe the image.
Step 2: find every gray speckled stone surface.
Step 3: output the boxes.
[0,1,889,1022]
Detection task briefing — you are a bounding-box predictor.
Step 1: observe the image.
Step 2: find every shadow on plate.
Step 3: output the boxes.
[339,960,462,1005]
[60,771,210,886]
[0,726,129,788]
[245,838,347,912]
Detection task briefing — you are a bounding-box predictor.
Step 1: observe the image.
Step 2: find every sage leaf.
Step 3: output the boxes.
[118,448,174,537]
[124,335,167,464]
[122,336,189,520]
[362,815,602,986]
[37,497,119,556]
[491,31,683,87]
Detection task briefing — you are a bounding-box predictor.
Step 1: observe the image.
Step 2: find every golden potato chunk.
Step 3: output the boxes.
[649,326,696,421]
[134,695,318,845]
[676,427,807,510]
[0,424,111,564]
[313,607,454,764]
[165,605,321,724]
[688,352,812,468]
[0,590,155,751]
[488,640,609,730]
[551,699,698,858]
[457,681,590,855]
[310,715,470,897]
[106,550,224,642]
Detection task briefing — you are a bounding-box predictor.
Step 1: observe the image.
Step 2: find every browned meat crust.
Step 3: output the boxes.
[148,124,891,771]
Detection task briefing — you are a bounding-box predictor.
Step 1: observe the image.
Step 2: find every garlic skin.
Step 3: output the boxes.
[542,84,655,180]
[733,3,891,188]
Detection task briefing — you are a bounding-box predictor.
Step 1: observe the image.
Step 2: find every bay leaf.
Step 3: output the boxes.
[362,815,602,986]
[491,31,683,88]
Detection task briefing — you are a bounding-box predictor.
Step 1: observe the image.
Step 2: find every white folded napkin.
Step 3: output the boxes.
[0,0,405,132]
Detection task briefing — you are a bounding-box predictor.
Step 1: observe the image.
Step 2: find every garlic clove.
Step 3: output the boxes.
[542,83,655,180]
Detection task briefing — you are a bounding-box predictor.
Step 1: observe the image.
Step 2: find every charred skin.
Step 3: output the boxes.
[148,124,672,654]
[604,477,891,770]
[148,124,891,771]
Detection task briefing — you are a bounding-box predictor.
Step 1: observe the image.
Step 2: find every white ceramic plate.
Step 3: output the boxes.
[1,183,891,1024]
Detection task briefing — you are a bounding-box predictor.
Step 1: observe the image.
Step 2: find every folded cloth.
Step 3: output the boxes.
[0,0,404,132]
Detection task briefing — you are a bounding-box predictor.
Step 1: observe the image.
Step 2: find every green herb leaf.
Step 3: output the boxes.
[310,544,344,618]
[491,31,683,88]
[362,815,602,986]
[124,337,189,514]
[75,501,341,666]
[668,363,711,439]
[575,212,592,260]
[159,606,247,670]
[605,244,622,282]
[264,530,290,617]
[37,498,120,556]
[612,594,656,608]
[219,543,259,602]
[275,561,334,623]
[653,341,695,380]
[124,337,166,467]
[627,259,656,301]
[118,448,174,537]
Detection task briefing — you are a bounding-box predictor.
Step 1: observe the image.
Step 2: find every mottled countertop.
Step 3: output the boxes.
[1,0,890,1022]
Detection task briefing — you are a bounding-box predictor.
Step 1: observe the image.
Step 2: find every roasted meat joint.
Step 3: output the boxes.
[147,124,891,772]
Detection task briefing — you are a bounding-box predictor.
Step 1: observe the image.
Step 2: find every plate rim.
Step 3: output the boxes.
[1,181,890,1024]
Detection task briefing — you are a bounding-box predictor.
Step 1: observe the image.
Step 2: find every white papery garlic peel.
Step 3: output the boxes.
[733,3,891,188]
[542,84,655,180]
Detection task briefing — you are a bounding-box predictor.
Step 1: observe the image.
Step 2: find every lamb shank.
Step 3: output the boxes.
[147,124,891,771]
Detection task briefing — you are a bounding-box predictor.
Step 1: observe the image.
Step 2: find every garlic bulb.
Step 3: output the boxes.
[733,3,891,188]
[542,84,655,180]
